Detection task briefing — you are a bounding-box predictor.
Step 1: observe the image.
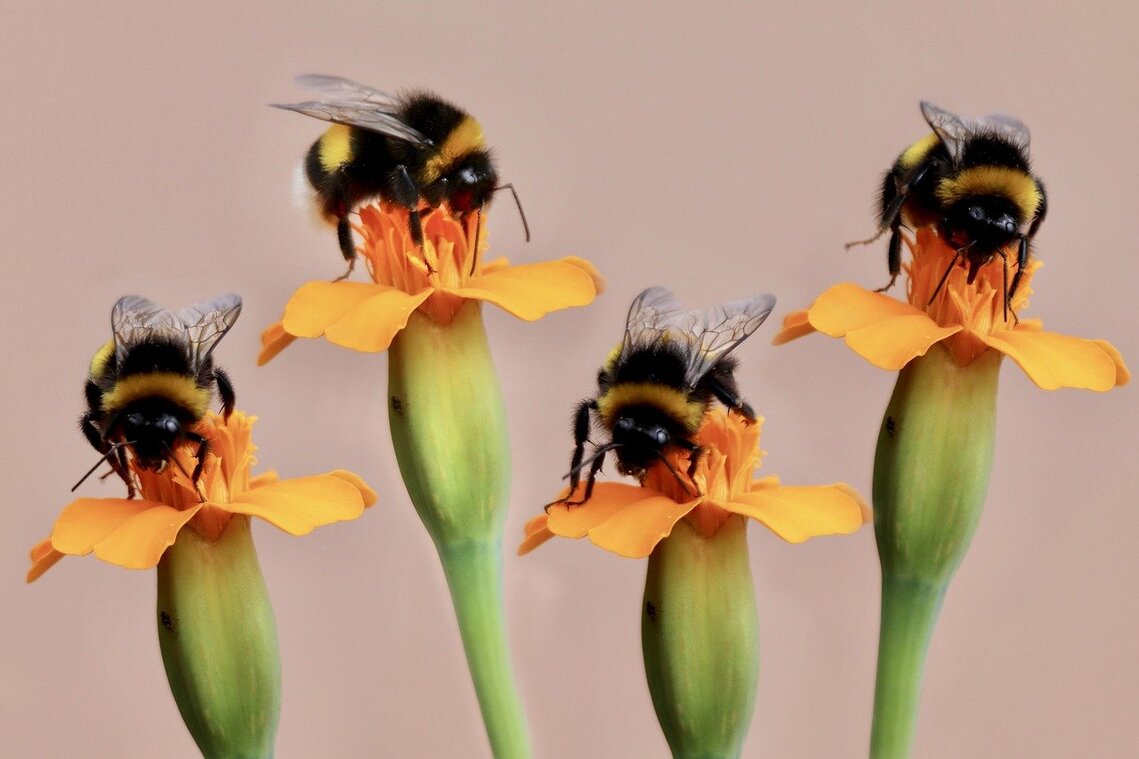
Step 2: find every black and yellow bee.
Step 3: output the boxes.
[847,101,1047,317]
[76,295,242,498]
[553,287,776,507]
[273,74,528,278]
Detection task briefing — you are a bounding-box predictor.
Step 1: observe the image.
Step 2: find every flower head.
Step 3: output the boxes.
[774,229,1128,391]
[520,410,867,559]
[28,410,375,580]
[259,203,603,362]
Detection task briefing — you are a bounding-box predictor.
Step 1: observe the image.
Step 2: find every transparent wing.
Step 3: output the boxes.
[976,112,1031,149]
[111,295,183,359]
[619,287,686,360]
[666,293,777,386]
[919,101,970,164]
[294,74,398,105]
[271,100,431,146]
[177,294,242,371]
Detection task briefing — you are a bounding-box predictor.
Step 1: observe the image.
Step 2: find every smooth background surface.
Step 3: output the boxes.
[3,3,1136,757]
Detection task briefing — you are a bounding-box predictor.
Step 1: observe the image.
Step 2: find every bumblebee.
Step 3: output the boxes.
[273,74,529,278]
[847,101,1047,317]
[77,294,242,498]
[554,287,776,507]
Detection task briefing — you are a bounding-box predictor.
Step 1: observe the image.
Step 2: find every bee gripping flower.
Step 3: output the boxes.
[523,410,866,755]
[27,411,375,758]
[258,203,603,363]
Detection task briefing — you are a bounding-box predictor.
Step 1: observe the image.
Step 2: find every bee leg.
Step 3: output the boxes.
[927,250,962,307]
[334,216,357,281]
[80,409,104,453]
[707,375,756,423]
[113,444,136,499]
[547,400,597,511]
[186,431,210,487]
[572,452,607,507]
[213,368,236,419]
[874,225,902,293]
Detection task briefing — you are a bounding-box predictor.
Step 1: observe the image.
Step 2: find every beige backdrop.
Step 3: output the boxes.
[3,2,1137,757]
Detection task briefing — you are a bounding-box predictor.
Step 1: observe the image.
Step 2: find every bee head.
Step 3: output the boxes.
[612,414,671,473]
[122,409,182,472]
[943,196,1021,253]
[444,150,497,213]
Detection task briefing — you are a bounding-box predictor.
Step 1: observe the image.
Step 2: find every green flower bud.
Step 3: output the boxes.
[387,301,529,759]
[870,343,1001,758]
[642,516,759,759]
[156,515,280,759]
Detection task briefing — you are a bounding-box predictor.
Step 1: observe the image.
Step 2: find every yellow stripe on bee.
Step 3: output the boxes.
[101,373,210,417]
[89,340,115,378]
[596,383,706,433]
[318,124,354,172]
[898,133,941,169]
[936,166,1042,219]
[421,116,486,183]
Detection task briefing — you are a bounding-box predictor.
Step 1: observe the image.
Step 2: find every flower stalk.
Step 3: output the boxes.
[156,515,281,759]
[388,301,529,758]
[869,343,1000,757]
[642,516,759,759]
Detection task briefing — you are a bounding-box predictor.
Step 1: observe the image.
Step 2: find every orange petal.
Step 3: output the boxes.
[586,495,698,558]
[981,328,1123,391]
[227,475,367,536]
[27,539,66,583]
[772,309,816,345]
[451,258,600,321]
[1093,339,1130,387]
[479,256,511,275]
[832,482,873,523]
[728,485,864,543]
[546,482,667,538]
[562,256,606,293]
[326,469,378,507]
[248,470,280,489]
[52,498,165,555]
[257,321,297,366]
[281,281,392,338]
[91,504,203,569]
[810,283,961,369]
[323,288,433,352]
[518,514,556,555]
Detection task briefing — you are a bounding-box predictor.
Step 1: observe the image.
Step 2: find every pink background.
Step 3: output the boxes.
[3,3,1137,757]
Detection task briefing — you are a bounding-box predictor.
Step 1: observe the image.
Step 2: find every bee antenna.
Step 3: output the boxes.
[562,443,622,480]
[71,441,134,492]
[493,183,531,243]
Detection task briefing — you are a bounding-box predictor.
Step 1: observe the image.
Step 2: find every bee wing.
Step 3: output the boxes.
[176,294,243,371]
[919,101,971,164]
[619,287,686,359]
[111,296,183,358]
[666,293,777,387]
[294,74,399,106]
[976,112,1031,149]
[271,100,432,146]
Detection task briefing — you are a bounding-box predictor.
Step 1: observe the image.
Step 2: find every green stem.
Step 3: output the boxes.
[439,541,530,759]
[156,516,280,759]
[642,517,759,759]
[869,575,945,759]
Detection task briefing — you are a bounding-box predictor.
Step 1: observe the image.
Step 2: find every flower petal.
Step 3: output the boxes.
[249,470,280,489]
[326,469,378,507]
[91,505,203,569]
[27,539,65,583]
[450,258,601,321]
[257,321,298,366]
[771,309,816,345]
[228,475,367,536]
[518,514,556,555]
[1093,339,1130,387]
[52,498,166,555]
[586,495,698,558]
[546,482,667,538]
[324,288,433,352]
[981,327,1124,391]
[281,281,392,338]
[727,485,864,543]
[808,283,961,369]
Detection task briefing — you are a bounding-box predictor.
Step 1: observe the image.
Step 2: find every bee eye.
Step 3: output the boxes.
[616,417,633,430]
[968,205,985,221]
[459,167,479,186]
[654,429,669,446]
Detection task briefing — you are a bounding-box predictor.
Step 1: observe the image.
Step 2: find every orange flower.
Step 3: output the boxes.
[773,229,1128,391]
[27,410,375,581]
[258,203,603,362]
[520,410,867,559]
